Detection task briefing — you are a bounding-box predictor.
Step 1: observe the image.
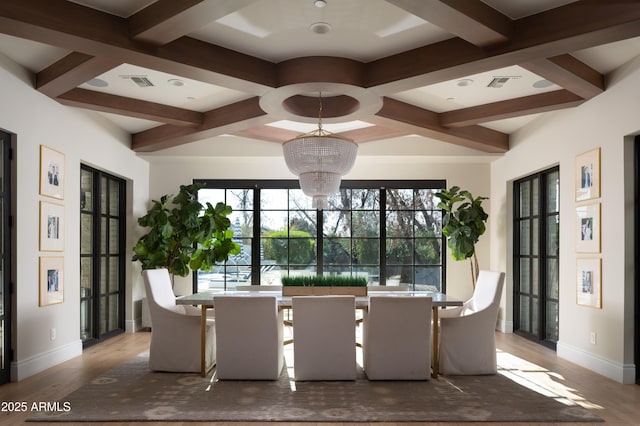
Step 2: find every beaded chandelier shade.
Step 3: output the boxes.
[282,95,358,209]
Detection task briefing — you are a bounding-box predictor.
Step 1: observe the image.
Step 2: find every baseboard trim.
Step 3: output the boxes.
[497,319,513,333]
[557,341,636,384]
[11,339,82,382]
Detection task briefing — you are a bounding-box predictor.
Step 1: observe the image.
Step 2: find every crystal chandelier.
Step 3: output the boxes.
[283,95,358,209]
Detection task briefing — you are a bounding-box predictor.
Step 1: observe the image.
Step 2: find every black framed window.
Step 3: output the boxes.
[194,180,446,293]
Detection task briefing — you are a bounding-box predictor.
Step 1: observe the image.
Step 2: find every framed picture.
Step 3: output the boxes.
[39,145,65,200]
[576,258,601,309]
[575,148,600,201]
[39,256,64,306]
[575,203,600,253]
[40,201,64,251]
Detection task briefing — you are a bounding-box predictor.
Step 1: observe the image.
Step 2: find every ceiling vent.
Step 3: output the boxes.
[120,75,154,88]
[487,77,510,88]
[487,76,521,88]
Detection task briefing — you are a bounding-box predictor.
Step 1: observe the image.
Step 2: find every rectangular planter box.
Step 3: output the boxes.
[282,286,368,296]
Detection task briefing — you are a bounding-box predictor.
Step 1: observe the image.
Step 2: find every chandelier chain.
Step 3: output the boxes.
[317,92,323,133]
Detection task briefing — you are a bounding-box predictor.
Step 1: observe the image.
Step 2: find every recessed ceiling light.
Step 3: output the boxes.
[168,79,185,87]
[314,0,327,8]
[456,79,474,87]
[86,78,108,87]
[310,22,332,34]
[533,79,553,88]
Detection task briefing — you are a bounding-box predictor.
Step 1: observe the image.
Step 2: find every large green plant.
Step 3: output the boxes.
[435,186,488,288]
[132,183,240,277]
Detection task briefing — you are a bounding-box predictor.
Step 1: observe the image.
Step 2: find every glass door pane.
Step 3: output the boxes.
[80,166,125,347]
[514,168,559,349]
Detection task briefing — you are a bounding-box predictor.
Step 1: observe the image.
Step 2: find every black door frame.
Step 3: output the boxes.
[0,129,13,385]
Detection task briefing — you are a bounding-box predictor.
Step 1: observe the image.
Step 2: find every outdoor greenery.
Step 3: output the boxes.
[281,275,367,287]
[435,186,488,288]
[196,185,445,289]
[132,183,240,277]
[262,229,315,264]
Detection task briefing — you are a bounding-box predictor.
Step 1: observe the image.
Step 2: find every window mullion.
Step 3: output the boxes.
[380,189,387,285]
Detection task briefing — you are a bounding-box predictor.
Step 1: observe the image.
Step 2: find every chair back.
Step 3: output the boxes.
[142,268,176,310]
[292,295,356,380]
[213,295,284,379]
[470,270,505,312]
[364,296,432,380]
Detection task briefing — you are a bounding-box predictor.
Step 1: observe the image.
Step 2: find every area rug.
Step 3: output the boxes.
[29,352,602,423]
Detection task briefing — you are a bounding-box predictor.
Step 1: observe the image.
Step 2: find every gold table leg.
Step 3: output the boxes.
[200,305,215,378]
[432,306,439,378]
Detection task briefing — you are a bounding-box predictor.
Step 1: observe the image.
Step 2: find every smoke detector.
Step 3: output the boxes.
[310,22,332,34]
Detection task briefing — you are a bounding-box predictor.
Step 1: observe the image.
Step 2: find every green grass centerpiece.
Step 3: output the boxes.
[281,275,368,296]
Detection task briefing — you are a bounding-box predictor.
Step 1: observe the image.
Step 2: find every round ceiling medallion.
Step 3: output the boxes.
[282,94,359,118]
[260,82,383,124]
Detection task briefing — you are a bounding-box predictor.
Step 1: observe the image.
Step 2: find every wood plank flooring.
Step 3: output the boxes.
[0,331,638,425]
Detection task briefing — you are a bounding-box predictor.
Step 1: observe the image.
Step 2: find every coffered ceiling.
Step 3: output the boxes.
[0,0,639,156]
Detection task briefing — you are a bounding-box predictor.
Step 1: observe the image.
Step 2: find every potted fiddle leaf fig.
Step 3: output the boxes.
[132,183,240,281]
[435,186,488,289]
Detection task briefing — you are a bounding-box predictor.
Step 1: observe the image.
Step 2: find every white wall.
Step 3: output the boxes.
[0,54,149,381]
[490,56,640,383]
[142,139,493,302]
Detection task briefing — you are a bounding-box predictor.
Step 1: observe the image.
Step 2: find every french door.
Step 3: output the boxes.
[80,165,125,347]
[0,130,12,384]
[514,167,560,348]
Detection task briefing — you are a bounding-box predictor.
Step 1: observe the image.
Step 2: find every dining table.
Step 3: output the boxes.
[176,289,463,378]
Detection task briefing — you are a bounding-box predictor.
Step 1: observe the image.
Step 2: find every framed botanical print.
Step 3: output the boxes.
[40,201,64,251]
[39,145,65,200]
[39,256,64,306]
[575,203,600,253]
[576,258,601,309]
[575,148,600,201]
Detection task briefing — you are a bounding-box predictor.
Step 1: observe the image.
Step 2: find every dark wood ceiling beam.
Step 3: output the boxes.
[335,126,409,144]
[132,97,269,152]
[36,52,120,98]
[386,0,512,47]
[366,1,640,93]
[0,0,277,93]
[233,124,409,145]
[56,88,204,127]
[521,54,604,100]
[37,1,260,98]
[129,0,259,44]
[373,97,509,153]
[234,125,299,143]
[440,90,584,128]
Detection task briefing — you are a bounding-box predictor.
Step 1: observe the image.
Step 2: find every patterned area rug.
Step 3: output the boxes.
[29,352,602,423]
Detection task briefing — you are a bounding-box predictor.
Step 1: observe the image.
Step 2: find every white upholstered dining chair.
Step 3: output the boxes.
[438,270,505,375]
[363,295,432,380]
[143,268,215,373]
[213,295,284,379]
[292,295,357,381]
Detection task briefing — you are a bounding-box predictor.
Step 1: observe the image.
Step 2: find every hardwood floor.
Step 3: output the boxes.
[0,331,638,425]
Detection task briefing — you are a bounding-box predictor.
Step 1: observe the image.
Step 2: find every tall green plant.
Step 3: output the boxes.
[435,186,488,288]
[132,183,240,277]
